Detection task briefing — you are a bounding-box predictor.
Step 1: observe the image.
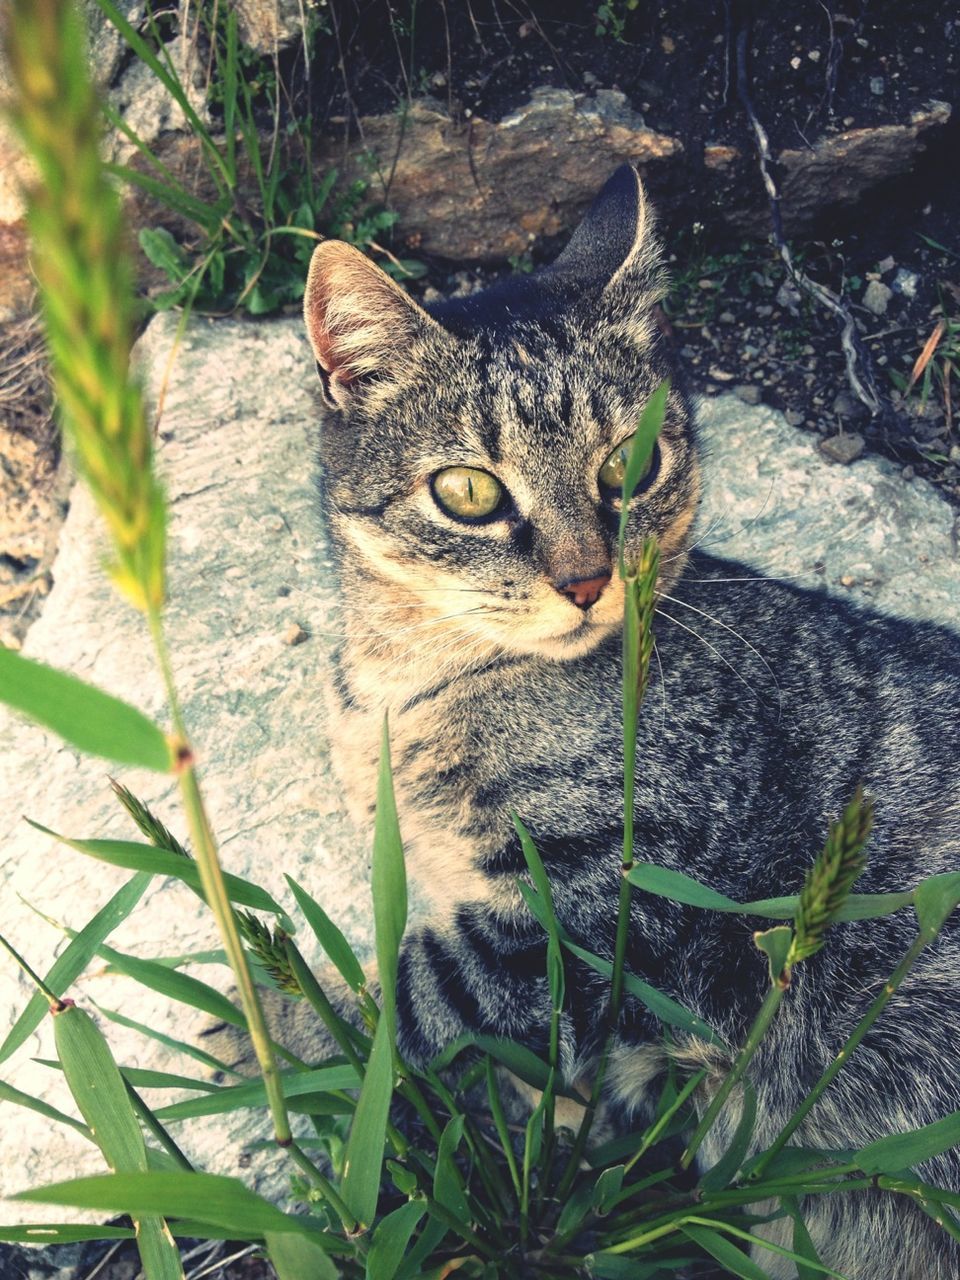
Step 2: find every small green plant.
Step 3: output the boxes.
[594,0,638,41]
[97,0,423,316]
[3,5,960,1279]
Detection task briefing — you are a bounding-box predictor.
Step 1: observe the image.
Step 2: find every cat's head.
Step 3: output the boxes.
[304,165,700,667]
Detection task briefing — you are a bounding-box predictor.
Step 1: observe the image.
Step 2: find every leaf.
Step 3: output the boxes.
[28,824,294,931]
[366,1200,427,1280]
[372,718,407,1036]
[913,872,960,945]
[593,1164,625,1214]
[514,816,565,1019]
[0,871,152,1064]
[99,944,245,1028]
[680,1223,774,1279]
[628,863,914,923]
[434,1115,469,1226]
[341,1015,394,1229]
[341,722,407,1229]
[855,1107,960,1175]
[618,379,670,551]
[517,879,723,1046]
[555,1177,595,1236]
[139,227,189,282]
[53,1004,184,1280]
[781,1196,824,1280]
[0,1224,135,1244]
[286,874,366,993]
[754,927,793,985]
[700,1080,758,1191]
[266,1231,339,1280]
[430,1032,553,1092]
[17,1171,327,1236]
[0,648,172,770]
[153,1065,359,1121]
[0,1077,91,1139]
[94,1002,239,1078]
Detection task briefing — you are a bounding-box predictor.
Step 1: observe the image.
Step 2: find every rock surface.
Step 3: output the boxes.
[318,88,682,263]
[1,313,958,1238]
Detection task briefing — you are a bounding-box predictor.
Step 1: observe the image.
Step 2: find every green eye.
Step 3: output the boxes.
[432,466,505,520]
[599,435,657,492]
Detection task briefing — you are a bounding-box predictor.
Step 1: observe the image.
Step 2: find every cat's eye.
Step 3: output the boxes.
[432,466,505,521]
[599,436,659,494]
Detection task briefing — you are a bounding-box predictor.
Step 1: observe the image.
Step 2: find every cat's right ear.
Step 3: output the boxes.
[304,241,443,410]
[546,163,665,309]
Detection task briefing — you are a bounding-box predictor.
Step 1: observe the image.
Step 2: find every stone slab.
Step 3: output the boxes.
[0,313,957,1235]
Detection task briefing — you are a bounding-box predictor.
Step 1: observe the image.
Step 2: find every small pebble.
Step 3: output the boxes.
[808,49,821,61]
[891,268,919,299]
[862,279,893,316]
[869,76,885,94]
[902,465,916,481]
[840,574,856,588]
[734,384,762,405]
[832,392,866,419]
[283,622,309,646]
[755,304,773,317]
[784,409,805,427]
[708,366,735,382]
[790,56,802,70]
[877,255,896,274]
[718,310,735,324]
[950,445,960,464]
[820,433,865,465]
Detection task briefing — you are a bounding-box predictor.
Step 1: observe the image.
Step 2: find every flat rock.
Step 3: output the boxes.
[317,88,682,263]
[1,314,958,1242]
[819,432,865,465]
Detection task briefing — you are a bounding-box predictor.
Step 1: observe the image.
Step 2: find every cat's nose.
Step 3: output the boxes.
[554,571,612,610]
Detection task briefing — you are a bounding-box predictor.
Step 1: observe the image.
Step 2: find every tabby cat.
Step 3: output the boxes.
[279,165,960,1277]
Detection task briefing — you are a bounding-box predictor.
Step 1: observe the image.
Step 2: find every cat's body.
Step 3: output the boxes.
[295,166,960,1277]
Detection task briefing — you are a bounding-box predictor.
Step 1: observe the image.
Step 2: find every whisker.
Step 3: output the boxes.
[659,592,782,717]
[664,481,778,566]
[651,636,667,738]
[655,608,769,706]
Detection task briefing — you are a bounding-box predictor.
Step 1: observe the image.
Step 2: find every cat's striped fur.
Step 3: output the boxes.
[232,167,960,1276]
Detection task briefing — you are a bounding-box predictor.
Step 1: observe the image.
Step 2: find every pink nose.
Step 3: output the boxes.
[555,572,612,610]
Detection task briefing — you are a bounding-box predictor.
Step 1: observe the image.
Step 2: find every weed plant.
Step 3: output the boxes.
[96,0,423,316]
[2,4,960,1279]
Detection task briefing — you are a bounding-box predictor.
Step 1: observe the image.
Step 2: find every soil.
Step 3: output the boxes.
[303,0,960,504]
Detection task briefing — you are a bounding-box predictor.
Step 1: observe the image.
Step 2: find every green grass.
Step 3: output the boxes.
[2,3,960,1278]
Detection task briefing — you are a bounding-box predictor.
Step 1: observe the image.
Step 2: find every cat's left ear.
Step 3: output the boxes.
[304,241,447,409]
[546,164,665,313]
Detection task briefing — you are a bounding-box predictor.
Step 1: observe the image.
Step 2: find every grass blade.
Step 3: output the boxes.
[27,823,293,930]
[366,1200,427,1280]
[372,717,407,1037]
[0,1078,91,1139]
[628,863,914,923]
[15,1171,328,1237]
[341,1015,394,1230]
[341,719,408,1229]
[53,1003,184,1279]
[0,872,152,1064]
[855,1108,960,1175]
[266,1231,339,1280]
[286,874,366,993]
[0,1224,135,1244]
[153,1065,359,1122]
[0,649,172,771]
[679,1222,774,1279]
